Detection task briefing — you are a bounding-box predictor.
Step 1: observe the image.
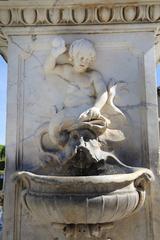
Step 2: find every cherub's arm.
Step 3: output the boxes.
[44,52,59,74]
[79,72,108,121]
[44,36,71,80]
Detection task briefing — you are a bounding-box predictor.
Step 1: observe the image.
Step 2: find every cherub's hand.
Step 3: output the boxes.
[51,36,66,57]
[79,107,101,121]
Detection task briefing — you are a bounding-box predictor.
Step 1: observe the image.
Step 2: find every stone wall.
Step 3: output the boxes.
[0,1,160,240]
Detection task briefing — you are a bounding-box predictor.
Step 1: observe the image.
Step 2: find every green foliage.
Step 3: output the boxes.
[0,145,5,172]
[0,145,5,190]
[0,145,5,161]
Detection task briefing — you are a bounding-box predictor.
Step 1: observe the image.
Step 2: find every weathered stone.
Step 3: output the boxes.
[0,1,160,240]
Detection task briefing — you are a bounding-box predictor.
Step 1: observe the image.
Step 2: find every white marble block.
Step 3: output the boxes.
[0,1,160,240]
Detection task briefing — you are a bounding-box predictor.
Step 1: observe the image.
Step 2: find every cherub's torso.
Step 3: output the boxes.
[63,65,96,108]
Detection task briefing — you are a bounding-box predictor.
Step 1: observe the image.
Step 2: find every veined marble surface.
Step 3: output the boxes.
[1,7,159,240]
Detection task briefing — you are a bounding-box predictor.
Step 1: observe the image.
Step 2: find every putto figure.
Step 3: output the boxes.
[44,36,125,152]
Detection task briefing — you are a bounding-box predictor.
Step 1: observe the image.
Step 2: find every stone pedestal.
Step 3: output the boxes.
[0,1,160,240]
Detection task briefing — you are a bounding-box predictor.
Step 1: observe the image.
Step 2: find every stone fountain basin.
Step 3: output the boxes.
[15,169,153,225]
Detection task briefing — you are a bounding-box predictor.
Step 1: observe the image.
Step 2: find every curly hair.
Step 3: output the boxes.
[69,39,96,65]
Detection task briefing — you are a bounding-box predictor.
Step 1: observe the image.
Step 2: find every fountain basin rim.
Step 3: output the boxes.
[13,168,154,184]
[13,168,153,224]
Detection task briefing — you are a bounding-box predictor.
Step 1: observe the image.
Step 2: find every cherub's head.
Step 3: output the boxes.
[69,39,96,73]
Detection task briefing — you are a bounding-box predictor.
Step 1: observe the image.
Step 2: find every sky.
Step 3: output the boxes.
[0,57,160,145]
[157,64,160,86]
[0,57,7,145]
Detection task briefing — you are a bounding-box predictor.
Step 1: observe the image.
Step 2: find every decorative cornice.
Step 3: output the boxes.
[0,30,8,61]
[0,3,160,27]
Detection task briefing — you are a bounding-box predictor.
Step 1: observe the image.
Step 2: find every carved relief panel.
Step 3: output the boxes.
[3,30,158,240]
